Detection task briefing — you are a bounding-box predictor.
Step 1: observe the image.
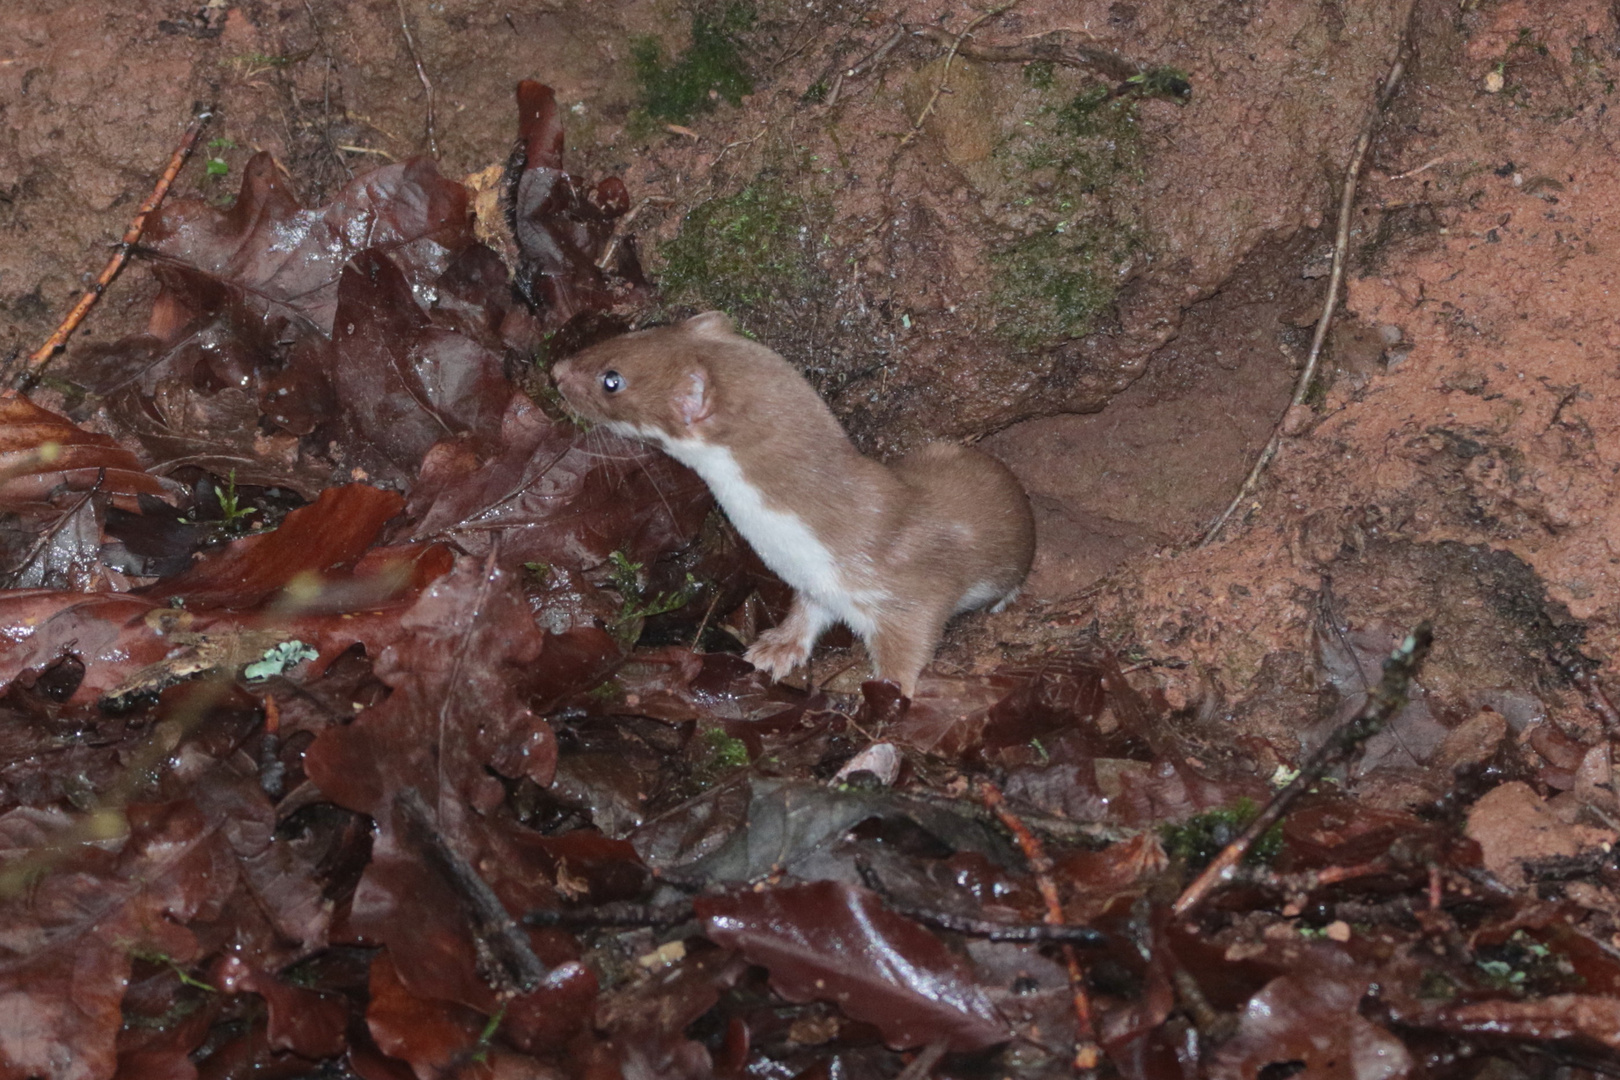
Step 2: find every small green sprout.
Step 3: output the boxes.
[605,550,700,643]
[131,949,217,993]
[214,470,257,528]
[472,1006,506,1063]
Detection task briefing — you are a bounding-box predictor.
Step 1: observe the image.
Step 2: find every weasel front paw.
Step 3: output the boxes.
[745,625,813,681]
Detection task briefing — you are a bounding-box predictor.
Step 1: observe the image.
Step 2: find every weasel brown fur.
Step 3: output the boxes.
[552,312,1035,697]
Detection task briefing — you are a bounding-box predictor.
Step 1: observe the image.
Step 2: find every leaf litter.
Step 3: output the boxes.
[1,81,1618,1080]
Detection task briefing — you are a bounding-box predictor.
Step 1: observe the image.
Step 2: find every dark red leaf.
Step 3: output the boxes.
[145,153,473,338]
[0,801,238,1080]
[403,396,711,572]
[0,539,450,708]
[515,79,565,172]
[593,948,749,1079]
[0,394,181,511]
[304,557,577,1008]
[115,1002,215,1080]
[5,493,107,591]
[144,484,404,610]
[1208,949,1412,1080]
[507,82,647,324]
[0,590,177,704]
[502,960,600,1054]
[100,376,330,498]
[329,250,513,480]
[365,950,484,1075]
[1428,994,1620,1052]
[242,972,349,1059]
[695,881,1012,1052]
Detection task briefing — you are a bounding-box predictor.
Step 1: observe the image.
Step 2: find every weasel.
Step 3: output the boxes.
[551,312,1035,697]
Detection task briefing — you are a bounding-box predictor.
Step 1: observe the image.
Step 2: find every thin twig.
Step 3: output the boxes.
[909,25,1140,82]
[895,1039,950,1080]
[1172,622,1432,919]
[20,107,211,380]
[855,860,1107,944]
[302,0,353,182]
[1197,55,1405,547]
[979,779,1100,1072]
[899,3,1019,148]
[1565,664,1620,733]
[523,900,696,930]
[396,0,438,158]
[336,144,397,160]
[594,195,675,272]
[821,25,907,107]
[689,585,725,650]
[824,71,846,107]
[710,125,769,171]
[1388,153,1454,181]
[395,787,547,994]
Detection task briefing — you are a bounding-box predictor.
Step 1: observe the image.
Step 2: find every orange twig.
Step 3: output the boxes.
[22,107,212,377]
[979,780,1100,1072]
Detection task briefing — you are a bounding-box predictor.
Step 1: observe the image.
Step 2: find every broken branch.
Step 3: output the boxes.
[1172,621,1433,919]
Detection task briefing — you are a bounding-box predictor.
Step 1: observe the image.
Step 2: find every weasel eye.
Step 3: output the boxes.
[601,370,624,394]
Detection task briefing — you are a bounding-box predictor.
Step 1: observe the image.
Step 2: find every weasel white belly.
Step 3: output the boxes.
[652,434,882,637]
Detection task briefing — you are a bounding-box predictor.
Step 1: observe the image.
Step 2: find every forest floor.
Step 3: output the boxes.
[4,0,1620,1076]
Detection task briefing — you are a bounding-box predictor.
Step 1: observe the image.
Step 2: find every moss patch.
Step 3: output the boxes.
[989,230,1118,349]
[978,73,1185,350]
[657,171,831,319]
[1160,798,1283,872]
[983,84,1146,349]
[631,2,755,127]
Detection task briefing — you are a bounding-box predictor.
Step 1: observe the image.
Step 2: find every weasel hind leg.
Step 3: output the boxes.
[868,602,953,699]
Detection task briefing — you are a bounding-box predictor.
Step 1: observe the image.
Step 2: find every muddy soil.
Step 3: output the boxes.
[5,0,1620,787]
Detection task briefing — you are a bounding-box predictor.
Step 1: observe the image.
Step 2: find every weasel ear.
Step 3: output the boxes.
[684,311,735,339]
[673,369,713,427]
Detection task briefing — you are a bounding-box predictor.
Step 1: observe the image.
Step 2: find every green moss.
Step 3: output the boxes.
[977,67,1188,351]
[658,173,829,317]
[701,727,751,771]
[604,550,700,646]
[665,726,752,802]
[1023,60,1056,90]
[1160,799,1282,872]
[632,2,755,126]
[1124,66,1193,102]
[985,86,1146,348]
[990,231,1115,349]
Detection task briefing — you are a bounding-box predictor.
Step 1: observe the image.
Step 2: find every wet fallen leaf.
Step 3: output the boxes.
[145,152,473,338]
[143,483,404,610]
[1207,949,1413,1080]
[696,881,1013,1052]
[0,394,180,511]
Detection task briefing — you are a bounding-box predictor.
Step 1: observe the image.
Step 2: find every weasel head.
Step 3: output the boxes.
[551,313,737,441]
